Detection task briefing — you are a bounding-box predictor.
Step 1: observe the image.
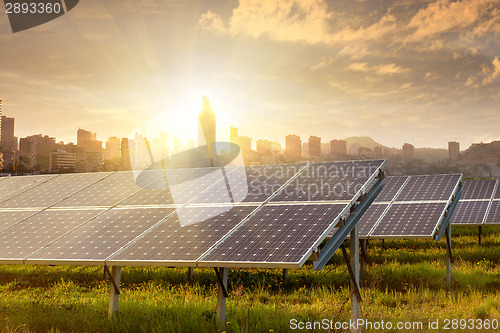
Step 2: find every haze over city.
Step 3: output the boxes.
[1,0,500,148]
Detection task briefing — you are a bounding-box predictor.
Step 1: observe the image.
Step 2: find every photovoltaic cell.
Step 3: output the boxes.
[55,171,151,207]
[485,201,500,224]
[270,160,384,202]
[0,173,111,209]
[395,174,461,202]
[200,204,346,266]
[28,208,175,262]
[119,168,225,206]
[494,183,500,199]
[450,201,489,225]
[374,176,408,202]
[108,205,257,264]
[0,174,57,203]
[240,164,306,203]
[370,203,447,238]
[0,209,105,261]
[357,204,388,237]
[461,179,496,200]
[0,210,42,232]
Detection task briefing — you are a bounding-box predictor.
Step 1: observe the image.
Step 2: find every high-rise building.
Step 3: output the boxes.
[229,127,252,154]
[120,138,131,170]
[19,134,56,171]
[104,137,121,161]
[402,143,415,162]
[448,141,460,161]
[285,134,301,159]
[256,140,282,155]
[50,150,77,173]
[330,139,347,157]
[308,136,321,157]
[0,115,18,170]
[374,146,383,158]
[76,128,103,172]
[197,96,216,147]
[302,142,309,158]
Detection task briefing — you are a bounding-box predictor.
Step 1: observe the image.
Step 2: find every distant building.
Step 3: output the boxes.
[374,146,383,158]
[19,134,56,171]
[302,143,309,158]
[0,115,18,170]
[330,139,347,157]
[321,142,330,156]
[448,141,460,161]
[256,140,282,155]
[349,143,360,156]
[50,150,76,173]
[402,143,415,162]
[229,127,252,154]
[197,96,216,147]
[104,137,121,161]
[308,136,321,157]
[120,138,131,170]
[76,129,103,172]
[285,134,301,159]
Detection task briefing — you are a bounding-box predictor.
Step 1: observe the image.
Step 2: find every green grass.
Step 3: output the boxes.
[1,226,499,332]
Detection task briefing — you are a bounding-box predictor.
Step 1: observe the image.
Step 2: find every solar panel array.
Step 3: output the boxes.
[354,174,462,239]
[0,159,386,269]
[450,179,500,226]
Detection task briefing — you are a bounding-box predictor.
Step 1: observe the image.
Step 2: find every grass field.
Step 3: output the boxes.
[0,226,499,332]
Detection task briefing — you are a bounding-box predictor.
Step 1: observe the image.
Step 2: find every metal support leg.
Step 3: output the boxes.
[215,267,228,329]
[107,266,121,319]
[359,240,367,275]
[478,226,482,245]
[445,223,452,286]
[351,227,360,333]
[187,267,194,282]
[283,269,289,281]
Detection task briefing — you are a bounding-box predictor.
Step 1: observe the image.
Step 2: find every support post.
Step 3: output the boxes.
[215,267,229,329]
[187,267,194,282]
[445,223,452,286]
[350,227,360,333]
[283,269,289,281]
[478,226,482,245]
[359,240,367,275]
[107,266,121,319]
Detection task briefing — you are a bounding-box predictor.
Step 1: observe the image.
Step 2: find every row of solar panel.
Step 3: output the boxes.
[353,174,462,239]
[450,179,500,226]
[0,160,384,209]
[0,160,385,268]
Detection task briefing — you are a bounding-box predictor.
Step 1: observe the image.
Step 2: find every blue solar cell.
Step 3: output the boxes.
[485,201,500,224]
[461,179,496,200]
[395,174,461,202]
[450,201,489,225]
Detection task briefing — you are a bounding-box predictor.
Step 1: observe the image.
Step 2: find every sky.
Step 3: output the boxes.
[1,0,500,150]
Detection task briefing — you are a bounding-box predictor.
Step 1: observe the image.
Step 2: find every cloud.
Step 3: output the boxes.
[482,56,500,84]
[346,62,409,75]
[406,0,500,42]
[199,0,335,44]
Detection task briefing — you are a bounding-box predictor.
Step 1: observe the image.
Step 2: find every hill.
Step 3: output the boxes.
[342,136,390,149]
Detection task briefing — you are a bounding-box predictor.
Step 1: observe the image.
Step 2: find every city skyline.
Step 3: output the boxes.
[1,1,500,149]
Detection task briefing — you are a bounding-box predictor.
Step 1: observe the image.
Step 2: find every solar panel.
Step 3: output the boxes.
[485,201,500,224]
[395,174,461,202]
[0,210,42,233]
[118,168,228,206]
[107,205,258,265]
[27,207,176,264]
[0,209,105,263]
[461,179,497,200]
[494,182,500,199]
[357,204,388,237]
[449,201,489,225]
[270,160,384,202]
[370,203,448,238]
[0,173,111,209]
[199,204,347,268]
[0,174,57,203]
[374,176,408,202]
[55,171,151,207]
